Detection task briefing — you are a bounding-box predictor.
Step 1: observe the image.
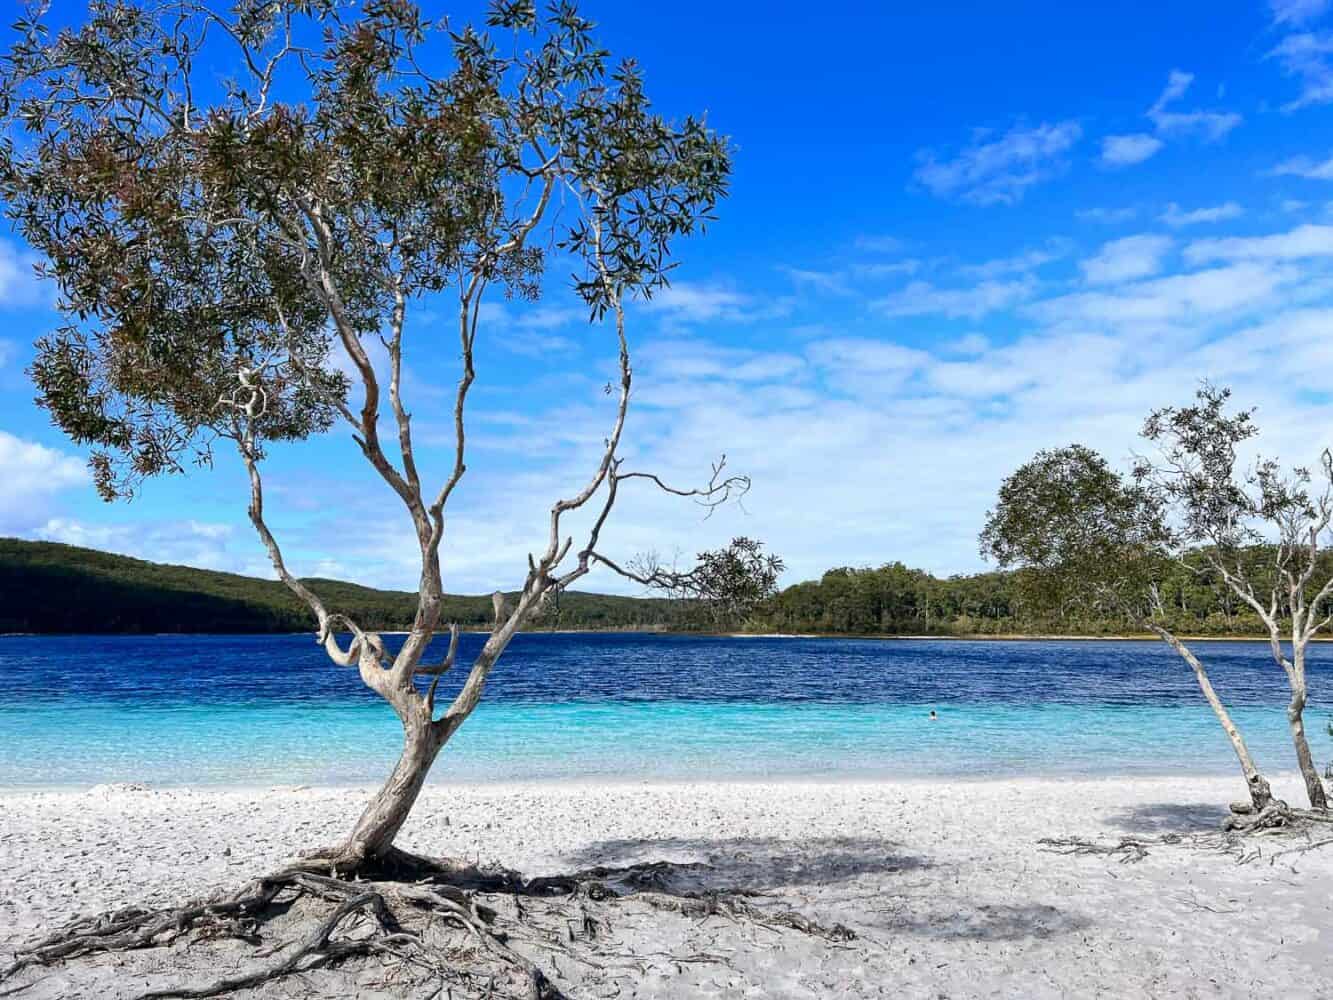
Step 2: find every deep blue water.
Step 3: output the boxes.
[0,633,1329,786]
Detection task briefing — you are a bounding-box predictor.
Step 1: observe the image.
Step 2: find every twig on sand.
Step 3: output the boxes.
[1267,836,1333,863]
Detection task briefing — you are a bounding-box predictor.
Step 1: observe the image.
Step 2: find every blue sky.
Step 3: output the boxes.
[6,0,1333,594]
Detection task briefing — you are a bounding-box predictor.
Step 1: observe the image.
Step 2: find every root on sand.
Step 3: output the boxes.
[1038,801,1333,866]
[0,847,855,1000]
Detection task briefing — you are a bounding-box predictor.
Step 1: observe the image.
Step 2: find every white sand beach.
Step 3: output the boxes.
[2,774,1331,998]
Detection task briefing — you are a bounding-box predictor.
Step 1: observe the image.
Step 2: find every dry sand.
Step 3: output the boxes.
[2,774,1331,998]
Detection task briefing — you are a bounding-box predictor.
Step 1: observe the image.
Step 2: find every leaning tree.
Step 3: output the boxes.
[1137,386,1332,812]
[1,1,744,870]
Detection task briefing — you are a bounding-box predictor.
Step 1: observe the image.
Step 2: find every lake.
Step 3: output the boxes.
[0,633,1329,787]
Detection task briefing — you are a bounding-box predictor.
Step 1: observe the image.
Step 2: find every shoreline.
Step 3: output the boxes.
[2,628,1317,642]
[0,767,1312,797]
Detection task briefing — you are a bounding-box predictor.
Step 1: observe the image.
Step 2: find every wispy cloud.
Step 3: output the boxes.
[1269,152,1333,179]
[1146,69,1242,140]
[875,277,1038,319]
[780,266,854,296]
[1268,33,1333,109]
[1100,133,1164,167]
[1183,222,1333,263]
[1271,0,1332,26]
[1035,261,1293,327]
[1160,201,1244,227]
[1076,206,1139,224]
[644,282,790,325]
[1079,234,1174,285]
[913,120,1083,206]
[959,242,1068,278]
[854,259,923,279]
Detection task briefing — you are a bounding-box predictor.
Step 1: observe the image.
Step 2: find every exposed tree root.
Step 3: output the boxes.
[1039,803,1333,867]
[1222,798,1333,834]
[0,849,854,999]
[1037,835,1180,864]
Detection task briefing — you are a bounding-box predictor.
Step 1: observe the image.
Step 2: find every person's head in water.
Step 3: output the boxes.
[928,710,938,721]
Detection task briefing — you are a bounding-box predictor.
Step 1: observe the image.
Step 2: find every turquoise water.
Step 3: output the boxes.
[0,634,1329,786]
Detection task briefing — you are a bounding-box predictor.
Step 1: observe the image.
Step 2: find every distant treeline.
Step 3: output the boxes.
[0,539,672,634]
[2,537,1315,637]
[757,552,1333,637]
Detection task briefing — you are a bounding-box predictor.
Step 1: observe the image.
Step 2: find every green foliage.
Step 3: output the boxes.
[638,536,783,629]
[0,538,672,634]
[0,0,731,499]
[979,444,1170,626]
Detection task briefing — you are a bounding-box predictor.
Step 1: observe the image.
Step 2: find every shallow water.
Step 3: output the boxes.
[0,633,1329,786]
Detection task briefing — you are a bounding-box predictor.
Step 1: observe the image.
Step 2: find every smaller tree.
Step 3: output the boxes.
[1137,386,1332,811]
[981,442,1279,814]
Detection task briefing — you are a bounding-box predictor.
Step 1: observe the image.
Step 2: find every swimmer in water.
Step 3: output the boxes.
[928,710,938,721]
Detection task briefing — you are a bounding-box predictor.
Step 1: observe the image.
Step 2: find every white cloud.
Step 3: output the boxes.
[1079,234,1174,284]
[1268,33,1333,109]
[875,277,1037,319]
[35,517,250,574]
[1159,201,1244,227]
[1183,222,1333,263]
[913,120,1083,205]
[959,243,1068,278]
[0,241,45,308]
[854,259,922,278]
[807,338,928,376]
[0,432,86,534]
[1146,70,1242,140]
[34,233,1333,594]
[1035,261,1294,328]
[1269,152,1333,179]
[562,287,1333,586]
[781,267,853,296]
[1100,133,1164,167]
[644,283,789,325]
[1076,206,1139,224]
[1271,0,1332,25]
[640,339,806,384]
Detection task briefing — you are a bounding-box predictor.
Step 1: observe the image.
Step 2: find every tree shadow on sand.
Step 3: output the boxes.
[1106,802,1229,835]
[563,837,1088,943]
[882,902,1090,941]
[558,835,931,893]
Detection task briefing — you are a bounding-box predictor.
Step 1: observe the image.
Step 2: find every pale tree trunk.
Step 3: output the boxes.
[1150,626,1274,811]
[343,714,447,861]
[1286,676,1328,810]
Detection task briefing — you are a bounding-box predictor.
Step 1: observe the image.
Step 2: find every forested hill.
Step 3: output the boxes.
[0,538,672,634]
[1,537,1296,637]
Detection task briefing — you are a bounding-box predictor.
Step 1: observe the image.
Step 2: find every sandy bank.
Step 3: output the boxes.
[2,775,1330,997]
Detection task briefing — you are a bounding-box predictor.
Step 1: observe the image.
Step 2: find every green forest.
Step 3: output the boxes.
[0,539,671,634]
[760,557,1315,637]
[0,537,1310,638]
